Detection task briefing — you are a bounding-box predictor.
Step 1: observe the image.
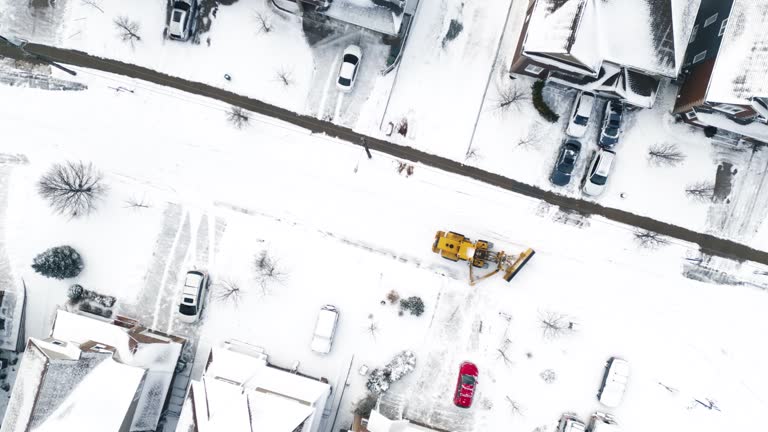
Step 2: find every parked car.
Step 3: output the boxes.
[550,139,582,186]
[566,91,595,138]
[169,1,195,41]
[311,305,339,354]
[336,45,362,92]
[598,100,624,148]
[582,149,616,197]
[597,357,630,408]
[178,270,208,323]
[558,414,587,432]
[453,361,478,408]
[588,412,621,432]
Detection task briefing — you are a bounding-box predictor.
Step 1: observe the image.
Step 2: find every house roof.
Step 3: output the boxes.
[695,110,768,143]
[0,338,145,432]
[366,409,439,432]
[50,310,183,431]
[523,0,700,77]
[183,342,331,432]
[706,0,768,105]
[0,287,25,351]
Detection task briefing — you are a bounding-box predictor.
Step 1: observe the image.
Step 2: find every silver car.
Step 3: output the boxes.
[178,270,208,323]
[583,149,615,197]
[169,0,194,41]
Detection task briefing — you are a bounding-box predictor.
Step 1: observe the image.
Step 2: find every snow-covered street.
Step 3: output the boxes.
[0,66,766,431]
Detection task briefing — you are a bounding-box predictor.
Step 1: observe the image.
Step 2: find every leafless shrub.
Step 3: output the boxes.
[254,11,273,34]
[464,147,480,163]
[658,382,678,394]
[366,320,379,339]
[633,229,669,249]
[396,118,408,136]
[505,396,523,416]
[539,369,556,383]
[648,143,686,167]
[685,181,715,202]
[517,122,544,150]
[275,67,294,87]
[38,161,106,218]
[81,0,104,13]
[386,290,400,304]
[215,278,244,305]
[687,398,721,411]
[396,161,415,177]
[495,84,529,114]
[114,16,141,45]
[227,106,250,129]
[539,311,574,339]
[253,250,286,294]
[124,195,150,209]
[496,338,513,367]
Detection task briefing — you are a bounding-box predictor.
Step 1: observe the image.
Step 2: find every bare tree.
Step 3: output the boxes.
[124,195,150,209]
[254,11,273,34]
[685,181,715,202]
[657,382,678,394]
[495,84,529,114]
[38,161,107,217]
[517,122,543,150]
[81,0,104,13]
[539,311,575,339]
[633,229,669,249]
[366,320,379,340]
[215,278,244,305]
[114,16,141,45]
[505,397,523,416]
[648,143,686,167]
[275,67,294,87]
[254,250,286,294]
[227,106,250,129]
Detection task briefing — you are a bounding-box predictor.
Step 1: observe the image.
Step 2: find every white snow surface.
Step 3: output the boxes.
[706,0,768,104]
[0,342,47,432]
[1,67,767,432]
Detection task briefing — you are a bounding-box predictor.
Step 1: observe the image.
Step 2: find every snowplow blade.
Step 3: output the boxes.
[503,248,535,282]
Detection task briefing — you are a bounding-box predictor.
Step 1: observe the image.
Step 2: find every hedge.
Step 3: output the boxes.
[532,80,560,123]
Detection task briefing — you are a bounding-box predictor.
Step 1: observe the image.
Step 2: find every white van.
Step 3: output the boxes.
[597,357,630,408]
[558,413,586,432]
[311,305,339,354]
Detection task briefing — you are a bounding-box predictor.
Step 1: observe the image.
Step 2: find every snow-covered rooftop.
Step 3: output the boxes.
[50,310,183,431]
[0,287,25,351]
[695,110,768,143]
[322,0,406,36]
[0,338,146,432]
[523,0,700,77]
[367,409,438,432]
[706,0,768,105]
[182,343,331,432]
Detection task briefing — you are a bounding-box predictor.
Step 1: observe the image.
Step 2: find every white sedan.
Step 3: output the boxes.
[337,45,362,92]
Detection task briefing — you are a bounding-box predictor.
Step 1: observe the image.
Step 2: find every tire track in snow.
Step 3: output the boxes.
[152,211,191,330]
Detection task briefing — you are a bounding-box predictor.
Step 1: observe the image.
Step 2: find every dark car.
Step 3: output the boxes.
[598,100,623,148]
[550,139,582,186]
[453,361,478,408]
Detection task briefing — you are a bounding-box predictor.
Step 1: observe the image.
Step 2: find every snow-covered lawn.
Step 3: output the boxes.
[0,68,767,432]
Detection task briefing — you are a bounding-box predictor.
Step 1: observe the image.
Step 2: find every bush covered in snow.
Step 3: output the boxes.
[532,80,560,123]
[366,350,417,395]
[31,246,84,279]
[399,296,425,317]
[67,284,84,302]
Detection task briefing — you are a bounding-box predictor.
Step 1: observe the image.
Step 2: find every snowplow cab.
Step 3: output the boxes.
[432,231,490,268]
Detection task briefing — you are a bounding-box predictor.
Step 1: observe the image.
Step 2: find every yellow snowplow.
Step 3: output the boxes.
[432,231,535,285]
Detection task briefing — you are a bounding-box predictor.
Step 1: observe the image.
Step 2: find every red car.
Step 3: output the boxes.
[453,361,478,408]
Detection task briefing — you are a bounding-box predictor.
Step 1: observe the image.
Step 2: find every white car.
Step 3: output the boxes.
[336,45,362,92]
[311,305,339,354]
[588,412,621,432]
[169,1,194,41]
[178,270,208,323]
[558,414,586,432]
[583,149,615,197]
[598,357,630,408]
[566,91,595,138]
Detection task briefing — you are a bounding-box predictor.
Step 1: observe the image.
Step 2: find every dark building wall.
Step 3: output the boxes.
[683,0,735,69]
[510,0,550,78]
[673,58,716,113]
